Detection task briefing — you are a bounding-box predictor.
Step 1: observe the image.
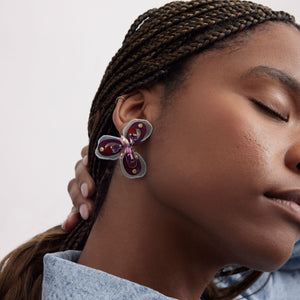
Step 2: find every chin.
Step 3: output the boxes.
[244,238,296,272]
[227,226,299,273]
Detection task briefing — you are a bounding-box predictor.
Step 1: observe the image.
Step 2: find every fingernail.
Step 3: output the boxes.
[81,183,88,198]
[82,155,88,166]
[79,204,89,220]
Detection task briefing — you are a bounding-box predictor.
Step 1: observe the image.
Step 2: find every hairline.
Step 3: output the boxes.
[158,20,299,108]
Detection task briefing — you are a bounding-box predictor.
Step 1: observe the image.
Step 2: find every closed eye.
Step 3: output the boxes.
[250,99,289,122]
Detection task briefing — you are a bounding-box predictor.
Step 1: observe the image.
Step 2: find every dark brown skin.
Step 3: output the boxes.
[74,23,300,300]
[64,146,94,231]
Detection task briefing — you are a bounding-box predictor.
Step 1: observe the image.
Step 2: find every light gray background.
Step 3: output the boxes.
[1,0,299,259]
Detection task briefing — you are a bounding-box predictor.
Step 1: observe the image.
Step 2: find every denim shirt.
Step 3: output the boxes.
[236,239,300,300]
[42,240,300,300]
[42,250,177,300]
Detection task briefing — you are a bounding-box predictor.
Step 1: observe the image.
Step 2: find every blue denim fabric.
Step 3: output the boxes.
[42,240,300,300]
[42,250,177,300]
[236,239,300,300]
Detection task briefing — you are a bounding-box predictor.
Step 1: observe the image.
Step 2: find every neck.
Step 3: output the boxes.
[78,170,225,300]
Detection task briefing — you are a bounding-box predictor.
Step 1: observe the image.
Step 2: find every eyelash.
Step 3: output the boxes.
[250,99,289,122]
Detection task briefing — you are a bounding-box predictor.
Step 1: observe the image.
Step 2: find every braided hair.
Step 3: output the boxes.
[0,1,297,299]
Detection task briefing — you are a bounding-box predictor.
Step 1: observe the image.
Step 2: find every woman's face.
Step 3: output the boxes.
[146,22,300,271]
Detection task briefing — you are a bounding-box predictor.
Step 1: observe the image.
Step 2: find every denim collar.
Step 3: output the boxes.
[42,250,177,300]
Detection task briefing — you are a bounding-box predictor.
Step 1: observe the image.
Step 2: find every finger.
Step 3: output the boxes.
[74,159,82,172]
[67,178,77,195]
[82,155,88,167]
[75,159,96,198]
[79,203,91,220]
[71,181,94,220]
[68,178,94,218]
[68,179,92,210]
[62,207,80,231]
[81,146,88,158]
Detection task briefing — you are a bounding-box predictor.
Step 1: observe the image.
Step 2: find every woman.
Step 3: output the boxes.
[1,1,300,299]
[65,147,300,300]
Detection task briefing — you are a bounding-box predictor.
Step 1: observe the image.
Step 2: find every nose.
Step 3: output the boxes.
[285,143,300,173]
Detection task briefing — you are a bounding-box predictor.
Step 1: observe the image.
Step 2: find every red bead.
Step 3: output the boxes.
[128,128,137,135]
[105,144,114,155]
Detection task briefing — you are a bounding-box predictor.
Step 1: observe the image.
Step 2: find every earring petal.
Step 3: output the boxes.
[120,151,147,179]
[123,119,153,145]
[95,135,123,160]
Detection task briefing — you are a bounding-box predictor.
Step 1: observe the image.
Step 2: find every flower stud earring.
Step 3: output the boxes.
[95,119,153,179]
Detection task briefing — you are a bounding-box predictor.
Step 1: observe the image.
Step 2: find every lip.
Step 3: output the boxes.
[264,190,300,218]
[264,190,300,205]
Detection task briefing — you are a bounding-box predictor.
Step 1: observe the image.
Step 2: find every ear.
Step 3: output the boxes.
[112,84,163,135]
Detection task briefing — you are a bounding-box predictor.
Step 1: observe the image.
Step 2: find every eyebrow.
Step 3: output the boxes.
[242,65,300,96]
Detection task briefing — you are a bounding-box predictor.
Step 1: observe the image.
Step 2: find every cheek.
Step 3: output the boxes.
[146,95,271,216]
[144,95,298,269]
[146,106,295,271]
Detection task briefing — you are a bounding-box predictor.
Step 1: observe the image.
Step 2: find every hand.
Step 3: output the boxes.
[62,146,96,231]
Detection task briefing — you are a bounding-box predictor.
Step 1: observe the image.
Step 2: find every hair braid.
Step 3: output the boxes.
[88,1,293,128]
[0,1,298,299]
[102,1,233,78]
[61,220,92,250]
